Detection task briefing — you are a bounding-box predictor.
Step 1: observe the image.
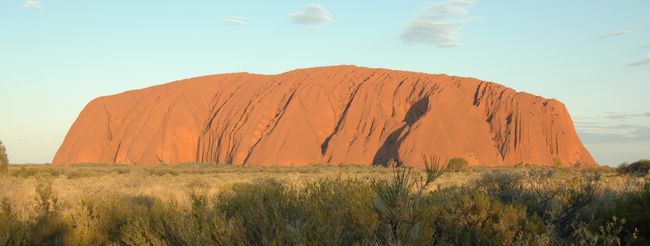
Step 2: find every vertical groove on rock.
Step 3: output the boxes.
[320,80,364,156]
[243,90,297,164]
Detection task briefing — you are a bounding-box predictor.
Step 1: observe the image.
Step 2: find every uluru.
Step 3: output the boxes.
[53,65,596,167]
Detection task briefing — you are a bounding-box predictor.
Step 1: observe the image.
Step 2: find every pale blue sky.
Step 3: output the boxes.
[1,0,649,165]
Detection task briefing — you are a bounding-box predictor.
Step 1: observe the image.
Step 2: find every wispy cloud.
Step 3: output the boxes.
[640,44,650,49]
[628,55,650,66]
[598,30,631,39]
[604,112,650,120]
[21,0,43,10]
[289,4,334,27]
[579,125,650,144]
[577,112,650,121]
[401,0,478,48]
[576,112,650,144]
[224,17,248,26]
[576,113,650,164]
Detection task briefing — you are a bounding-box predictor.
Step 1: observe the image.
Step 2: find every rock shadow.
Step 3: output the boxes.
[372,97,429,166]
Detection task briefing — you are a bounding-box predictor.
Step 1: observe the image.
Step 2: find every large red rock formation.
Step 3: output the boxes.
[53,66,596,167]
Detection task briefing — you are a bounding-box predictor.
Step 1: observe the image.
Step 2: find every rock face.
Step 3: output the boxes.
[53,66,596,167]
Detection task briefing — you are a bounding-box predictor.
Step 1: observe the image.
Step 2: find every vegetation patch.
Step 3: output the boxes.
[446,157,469,172]
[617,159,650,177]
[0,162,648,245]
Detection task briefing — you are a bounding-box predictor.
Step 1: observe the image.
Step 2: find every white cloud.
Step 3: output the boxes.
[224,17,248,26]
[401,0,477,48]
[289,4,333,26]
[640,44,650,49]
[598,31,631,39]
[21,0,43,10]
[628,55,650,66]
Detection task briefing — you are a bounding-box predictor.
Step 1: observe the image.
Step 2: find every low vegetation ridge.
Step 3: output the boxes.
[1,159,649,245]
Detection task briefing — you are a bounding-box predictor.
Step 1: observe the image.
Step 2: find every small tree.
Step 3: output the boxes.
[0,140,8,175]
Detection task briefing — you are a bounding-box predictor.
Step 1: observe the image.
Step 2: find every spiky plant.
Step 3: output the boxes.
[371,154,447,245]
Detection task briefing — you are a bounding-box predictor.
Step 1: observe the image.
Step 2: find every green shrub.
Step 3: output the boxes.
[617,160,650,177]
[475,170,526,204]
[216,179,303,245]
[476,169,607,243]
[571,217,625,246]
[298,179,378,244]
[118,197,188,245]
[65,194,135,245]
[447,157,469,172]
[425,189,551,245]
[611,182,650,244]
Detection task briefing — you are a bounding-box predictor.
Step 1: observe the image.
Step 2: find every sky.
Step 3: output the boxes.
[0,0,649,166]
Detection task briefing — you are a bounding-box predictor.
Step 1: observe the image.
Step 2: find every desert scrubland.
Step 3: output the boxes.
[0,161,649,245]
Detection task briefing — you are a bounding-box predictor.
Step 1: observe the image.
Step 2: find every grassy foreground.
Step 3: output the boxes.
[0,163,649,245]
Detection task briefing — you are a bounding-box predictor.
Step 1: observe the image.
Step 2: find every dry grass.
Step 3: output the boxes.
[0,163,648,245]
[0,165,451,210]
[0,163,624,214]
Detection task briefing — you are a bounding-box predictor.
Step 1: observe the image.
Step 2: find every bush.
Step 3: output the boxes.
[447,157,468,172]
[118,197,189,245]
[31,173,68,245]
[426,189,551,245]
[11,166,39,178]
[298,179,378,244]
[611,182,650,244]
[571,217,625,246]
[0,200,30,245]
[476,169,608,243]
[617,160,650,177]
[215,179,302,244]
[65,194,135,245]
[475,170,526,204]
[216,178,380,245]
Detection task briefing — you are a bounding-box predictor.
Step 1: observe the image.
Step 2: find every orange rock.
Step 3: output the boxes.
[53,66,596,167]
